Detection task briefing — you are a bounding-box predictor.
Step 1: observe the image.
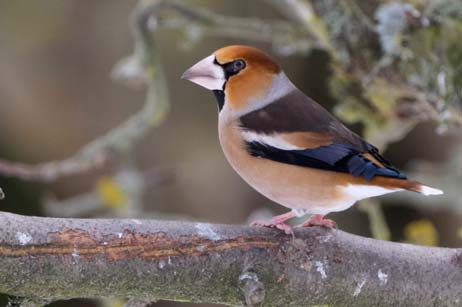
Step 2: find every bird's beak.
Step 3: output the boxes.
[181,54,226,91]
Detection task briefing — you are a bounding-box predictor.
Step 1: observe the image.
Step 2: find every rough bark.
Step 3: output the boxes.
[0,212,461,307]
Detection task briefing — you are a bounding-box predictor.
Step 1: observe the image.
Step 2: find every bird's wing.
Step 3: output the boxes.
[239,90,406,181]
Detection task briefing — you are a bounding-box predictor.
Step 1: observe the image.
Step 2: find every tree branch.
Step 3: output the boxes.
[0,212,460,306]
[0,155,108,182]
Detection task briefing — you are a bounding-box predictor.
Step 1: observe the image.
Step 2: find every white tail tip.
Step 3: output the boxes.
[420,185,444,196]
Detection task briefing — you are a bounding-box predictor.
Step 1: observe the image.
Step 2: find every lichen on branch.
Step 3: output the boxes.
[0,212,461,307]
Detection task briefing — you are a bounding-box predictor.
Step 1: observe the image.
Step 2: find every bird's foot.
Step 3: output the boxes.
[296,214,337,229]
[251,220,294,235]
[250,211,296,235]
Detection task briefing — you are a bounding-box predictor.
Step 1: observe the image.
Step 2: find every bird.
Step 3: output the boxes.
[181,45,443,234]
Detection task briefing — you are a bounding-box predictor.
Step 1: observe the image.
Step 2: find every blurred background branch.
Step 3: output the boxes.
[0,154,107,182]
[0,0,171,184]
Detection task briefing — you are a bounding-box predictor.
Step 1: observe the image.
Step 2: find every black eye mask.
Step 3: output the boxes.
[212,58,246,112]
[223,59,246,78]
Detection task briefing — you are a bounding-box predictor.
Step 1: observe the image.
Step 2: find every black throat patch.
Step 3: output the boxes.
[213,90,225,111]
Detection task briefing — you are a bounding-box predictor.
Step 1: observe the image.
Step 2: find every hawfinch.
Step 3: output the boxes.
[182,45,443,234]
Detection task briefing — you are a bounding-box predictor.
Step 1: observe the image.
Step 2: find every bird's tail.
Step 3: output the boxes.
[405,180,444,196]
[372,177,444,196]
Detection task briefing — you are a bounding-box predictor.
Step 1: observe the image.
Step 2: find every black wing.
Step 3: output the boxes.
[246,141,406,181]
[240,89,406,181]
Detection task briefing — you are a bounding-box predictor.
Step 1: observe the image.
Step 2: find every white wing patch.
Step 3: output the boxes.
[241,130,301,150]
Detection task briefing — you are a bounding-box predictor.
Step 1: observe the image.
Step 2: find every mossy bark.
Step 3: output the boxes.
[0,212,461,306]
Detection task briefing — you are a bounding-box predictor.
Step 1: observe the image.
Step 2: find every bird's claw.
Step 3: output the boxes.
[251,220,294,235]
[295,214,337,229]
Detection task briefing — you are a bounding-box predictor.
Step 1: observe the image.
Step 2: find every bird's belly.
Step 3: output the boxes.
[219,125,356,214]
[231,155,354,214]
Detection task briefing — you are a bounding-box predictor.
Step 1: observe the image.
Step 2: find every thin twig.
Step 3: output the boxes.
[0,154,108,182]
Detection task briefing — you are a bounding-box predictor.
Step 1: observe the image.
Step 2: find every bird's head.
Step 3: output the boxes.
[182,45,293,117]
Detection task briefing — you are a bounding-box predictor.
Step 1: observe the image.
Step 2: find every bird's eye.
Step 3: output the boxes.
[224,59,246,77]
[233,59,246,72]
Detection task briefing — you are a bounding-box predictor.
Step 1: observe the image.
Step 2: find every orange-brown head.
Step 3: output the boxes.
[182,45,288,115]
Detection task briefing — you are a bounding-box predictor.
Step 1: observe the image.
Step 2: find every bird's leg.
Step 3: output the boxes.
[250,211,295,235]
[296,214,337,229]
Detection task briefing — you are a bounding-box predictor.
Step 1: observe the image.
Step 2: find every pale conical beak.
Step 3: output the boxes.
[181,54,225,90]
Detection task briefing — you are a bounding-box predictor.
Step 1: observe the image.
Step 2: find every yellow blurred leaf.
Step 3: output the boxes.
[102,298,125,307]
[403,219,438,246]
[97,176,127,209]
